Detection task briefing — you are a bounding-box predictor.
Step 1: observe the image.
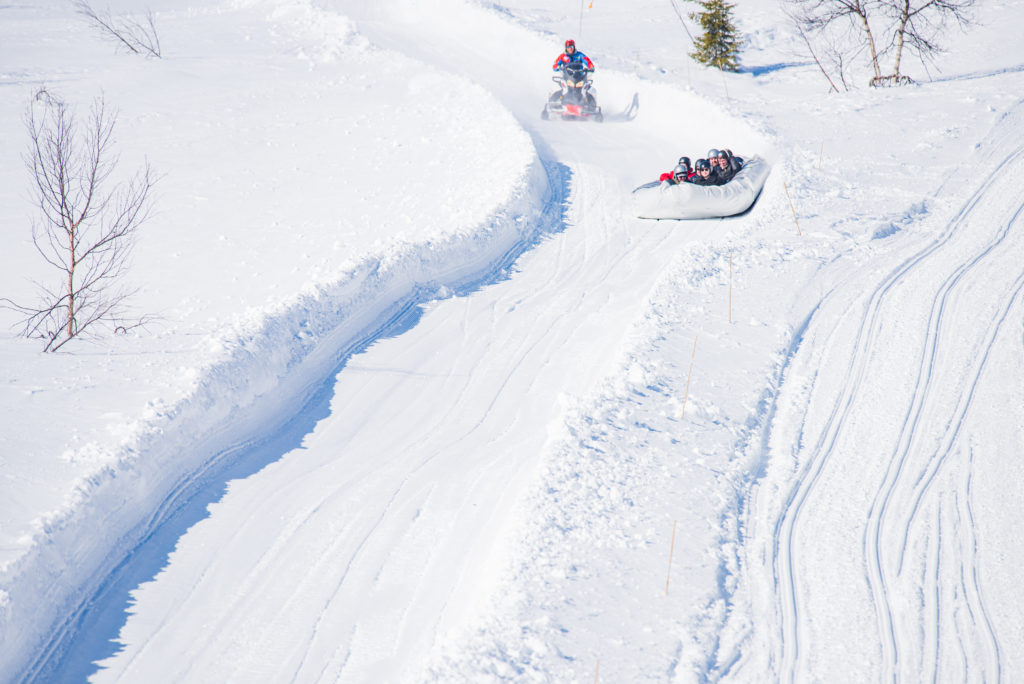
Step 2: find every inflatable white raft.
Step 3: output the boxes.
[631,156,770,220]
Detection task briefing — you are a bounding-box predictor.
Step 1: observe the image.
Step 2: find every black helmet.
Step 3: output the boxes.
[677,156,692,170]
[695,158,711,170]
[672,164,687,179]
[717,149,730,160]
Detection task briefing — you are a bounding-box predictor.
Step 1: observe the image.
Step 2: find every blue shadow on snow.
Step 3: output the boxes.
[32,160,573,682]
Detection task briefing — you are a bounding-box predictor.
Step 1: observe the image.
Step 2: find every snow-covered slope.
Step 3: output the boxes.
[2,0,550,677]
[2,0,1024,681]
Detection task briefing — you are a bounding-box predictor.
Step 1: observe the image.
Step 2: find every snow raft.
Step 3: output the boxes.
[631,156,770,220]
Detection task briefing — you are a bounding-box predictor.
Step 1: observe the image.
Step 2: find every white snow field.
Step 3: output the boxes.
[2,0,1024,681]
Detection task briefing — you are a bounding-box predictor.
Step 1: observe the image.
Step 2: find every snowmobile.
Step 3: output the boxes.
[541,62,603,122]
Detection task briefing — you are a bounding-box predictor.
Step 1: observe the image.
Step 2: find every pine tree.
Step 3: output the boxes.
[689,0,743,72]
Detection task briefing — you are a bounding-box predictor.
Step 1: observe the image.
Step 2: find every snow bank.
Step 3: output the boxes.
[2,161,559,680]
[0,0,560,677]
[3,168,561,677]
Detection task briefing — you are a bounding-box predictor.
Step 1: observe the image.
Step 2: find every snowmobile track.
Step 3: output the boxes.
[762,103,1024,682]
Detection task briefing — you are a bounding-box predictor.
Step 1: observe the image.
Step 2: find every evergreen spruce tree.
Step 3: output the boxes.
[689,0,743,72]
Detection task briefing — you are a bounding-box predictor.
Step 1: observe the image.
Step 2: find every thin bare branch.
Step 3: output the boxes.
[73,0,162,58]
[795,21,844,91]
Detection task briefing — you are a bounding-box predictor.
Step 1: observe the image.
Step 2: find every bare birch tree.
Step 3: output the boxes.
[790,0,973,87]
[883,0,974,83]
[0,90,154,352]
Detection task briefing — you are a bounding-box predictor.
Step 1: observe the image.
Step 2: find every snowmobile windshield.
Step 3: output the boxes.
[561,62,588,84]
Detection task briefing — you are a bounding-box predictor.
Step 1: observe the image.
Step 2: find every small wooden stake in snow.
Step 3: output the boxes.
[729,252,733,324]
[665,520,678,595]
[818,141,824,169]
[680,335,697,421]
[594,659,600,682]
[783,181,802,236]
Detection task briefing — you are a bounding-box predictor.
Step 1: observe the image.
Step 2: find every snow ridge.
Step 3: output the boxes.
[2,156,566,681]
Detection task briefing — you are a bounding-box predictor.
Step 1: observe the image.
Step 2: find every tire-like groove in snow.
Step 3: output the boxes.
[764,103,1024,682]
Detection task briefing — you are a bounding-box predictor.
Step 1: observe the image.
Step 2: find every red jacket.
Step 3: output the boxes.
[659,170,696,182]
[553,51,594,71]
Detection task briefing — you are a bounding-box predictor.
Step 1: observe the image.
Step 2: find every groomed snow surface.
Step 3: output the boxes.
[2,0,1023,681]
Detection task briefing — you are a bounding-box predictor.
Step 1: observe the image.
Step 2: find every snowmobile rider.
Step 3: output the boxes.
[553,39,595,72]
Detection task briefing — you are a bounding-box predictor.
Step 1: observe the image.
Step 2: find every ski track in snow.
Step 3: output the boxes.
[755,101,1024,683]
